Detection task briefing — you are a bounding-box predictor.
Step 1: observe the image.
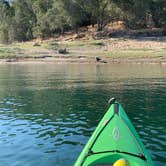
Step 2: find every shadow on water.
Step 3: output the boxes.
[0,64,165,166]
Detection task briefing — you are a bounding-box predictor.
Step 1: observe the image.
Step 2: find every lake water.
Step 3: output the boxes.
[0,63,165,166]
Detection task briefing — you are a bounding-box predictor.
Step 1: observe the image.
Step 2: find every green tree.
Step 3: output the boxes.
[112,0,150,28]
[33,0,87,37]
[0,0,165,42]
[61,0,88,32]
[46,2,71,35]
[81,0,124,31]
[84,0,111,31]
[32,0,54,38]
[149,0,166,28]
[0,0,14,43]
[12,0,36,41]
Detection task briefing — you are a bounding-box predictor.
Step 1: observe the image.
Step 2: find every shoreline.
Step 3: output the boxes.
[0,36,165,64]
[0,56,165,64]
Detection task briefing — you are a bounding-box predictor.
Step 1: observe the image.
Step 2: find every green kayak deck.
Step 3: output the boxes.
[75,99,154,166]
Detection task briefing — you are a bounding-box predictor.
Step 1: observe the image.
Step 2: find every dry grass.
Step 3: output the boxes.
[0,37,165,60]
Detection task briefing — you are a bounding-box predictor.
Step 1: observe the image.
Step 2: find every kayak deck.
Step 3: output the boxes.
[75,99,154,166]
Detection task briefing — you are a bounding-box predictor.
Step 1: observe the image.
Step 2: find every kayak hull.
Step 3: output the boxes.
[75,100,154,166]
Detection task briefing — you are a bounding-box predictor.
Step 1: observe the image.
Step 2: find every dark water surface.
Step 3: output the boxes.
[0,64,165,166]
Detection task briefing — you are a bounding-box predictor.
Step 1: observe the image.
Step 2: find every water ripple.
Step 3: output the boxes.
[0,64,165,166]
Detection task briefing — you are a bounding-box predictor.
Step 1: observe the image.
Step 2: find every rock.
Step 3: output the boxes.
[100,60,107,63]
[33,42,41,46]
[58,48,68,54]
[96,57,107,63]
[96,57,102,62]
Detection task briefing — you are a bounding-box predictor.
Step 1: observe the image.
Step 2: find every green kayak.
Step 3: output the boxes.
[75,98,154,166]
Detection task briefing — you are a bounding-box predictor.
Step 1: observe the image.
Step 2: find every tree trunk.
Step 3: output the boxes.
[61,27,64,35]
[97,15,103,31]
[74,25,79,34]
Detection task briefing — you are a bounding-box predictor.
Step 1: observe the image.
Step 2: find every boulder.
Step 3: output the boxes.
[58,48,68,54]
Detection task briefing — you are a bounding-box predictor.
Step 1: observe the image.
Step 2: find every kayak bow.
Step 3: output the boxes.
[75,98,154,166]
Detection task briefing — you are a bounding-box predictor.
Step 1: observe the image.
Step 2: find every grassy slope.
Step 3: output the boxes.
[0,37,165,60]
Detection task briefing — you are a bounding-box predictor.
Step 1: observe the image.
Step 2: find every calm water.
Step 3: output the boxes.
[0,64,165,166]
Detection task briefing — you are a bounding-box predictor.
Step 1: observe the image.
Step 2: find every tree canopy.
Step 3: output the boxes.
[0,0,165,43]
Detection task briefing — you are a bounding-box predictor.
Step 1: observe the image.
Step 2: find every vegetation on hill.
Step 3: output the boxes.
[0,0,165,43]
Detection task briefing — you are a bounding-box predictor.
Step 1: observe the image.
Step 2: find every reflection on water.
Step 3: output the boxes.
[0,64,165,166]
